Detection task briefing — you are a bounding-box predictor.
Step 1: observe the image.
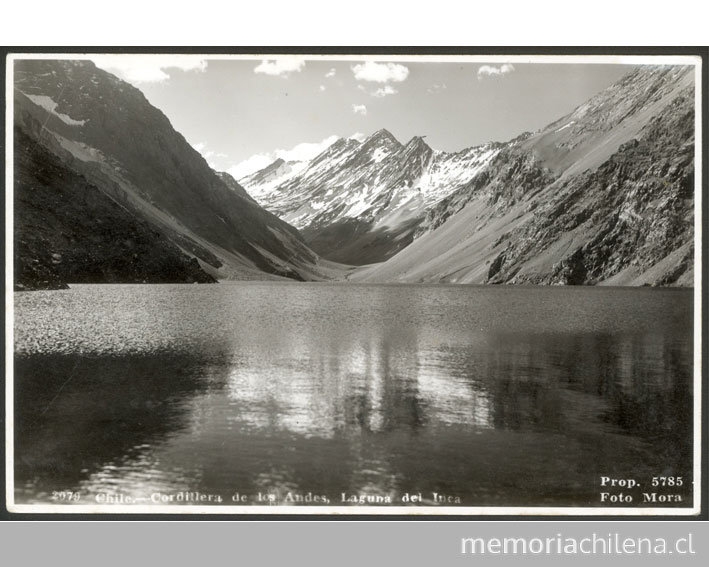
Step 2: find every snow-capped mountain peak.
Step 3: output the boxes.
[364,128,400,146]
[240,129,501,264]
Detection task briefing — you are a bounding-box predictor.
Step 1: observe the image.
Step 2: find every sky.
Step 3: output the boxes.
[91,56,637,179]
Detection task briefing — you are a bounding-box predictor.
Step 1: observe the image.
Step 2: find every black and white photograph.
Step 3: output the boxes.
[5,51,701,515]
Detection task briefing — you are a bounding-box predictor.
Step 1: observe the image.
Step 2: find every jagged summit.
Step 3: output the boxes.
[357,128,402,155]
[402,135,432,155]
[365,128,400,145]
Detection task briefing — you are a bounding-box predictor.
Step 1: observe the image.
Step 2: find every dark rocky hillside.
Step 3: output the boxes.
[488,89,695,285]
[14,59,335,283]
[14,128,216,290]
[216,171,258,204]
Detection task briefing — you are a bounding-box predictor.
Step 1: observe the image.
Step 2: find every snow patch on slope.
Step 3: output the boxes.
[371,147,390,163]
[555,121,575,133]
[25,94,87,126]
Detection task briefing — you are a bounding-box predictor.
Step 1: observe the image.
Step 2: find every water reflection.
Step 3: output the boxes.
[14,350,231,502]
[14,284,693,507]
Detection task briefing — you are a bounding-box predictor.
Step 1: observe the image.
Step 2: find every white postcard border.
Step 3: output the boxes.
[5,51,703,516]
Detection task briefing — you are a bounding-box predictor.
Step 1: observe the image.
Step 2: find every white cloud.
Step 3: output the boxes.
[228,135,340,179]
[227,154,275,179]
[477,64,516,79]
[351,61,409,83]
[349,132,366,142]
[371,85,398,98]
[319,85,326,92]
[91,55,207,84]
[357,84,398,97]
[427,83,447,93]
[190,141,229,170]
[278,135,339,162]
[254,58,306,77]
[352,104,368,116]
[325,68,336,78]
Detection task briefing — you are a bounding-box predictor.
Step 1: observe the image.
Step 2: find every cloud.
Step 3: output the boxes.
[227,154,275,180]
[254,58,306,77]
[325,68,336,78]
[190,141,228,170]
[352,104,368,116]
[427,83,447,93]
[91,55,207,84]
[227,135,340,179]
[477,64,515,80]
[349,132,366,142]
[319,85,326,92]
[356,84,398,98]
[278,135,339,162]
[371,85,398,98]
[351,61,409,83]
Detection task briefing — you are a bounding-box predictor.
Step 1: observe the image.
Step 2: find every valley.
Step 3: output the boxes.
[12,61,696,289]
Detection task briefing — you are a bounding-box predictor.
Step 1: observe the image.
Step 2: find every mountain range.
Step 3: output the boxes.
[244,65,695,286]
[13,61,695,289]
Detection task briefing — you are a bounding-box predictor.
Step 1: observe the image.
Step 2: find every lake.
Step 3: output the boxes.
[12,282,694,510]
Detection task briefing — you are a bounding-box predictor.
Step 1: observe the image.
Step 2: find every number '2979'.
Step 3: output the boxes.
[51,491,81,502]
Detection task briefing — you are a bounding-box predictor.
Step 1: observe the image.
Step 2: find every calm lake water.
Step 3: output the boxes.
[13,283,694,509]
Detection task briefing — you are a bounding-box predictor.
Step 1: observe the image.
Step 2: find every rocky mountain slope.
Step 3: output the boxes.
[14,128,215,290]
[353,66,695,286]
[14,59,339,286]
[241,130,501,264]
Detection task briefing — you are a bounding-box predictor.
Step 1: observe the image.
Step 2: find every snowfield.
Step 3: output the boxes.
[240,130,500,235]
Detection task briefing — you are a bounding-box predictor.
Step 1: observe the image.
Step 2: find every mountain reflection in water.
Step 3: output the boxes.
[14,283,693,507]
